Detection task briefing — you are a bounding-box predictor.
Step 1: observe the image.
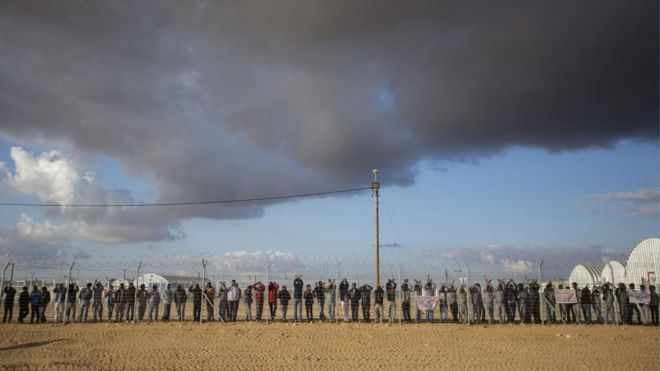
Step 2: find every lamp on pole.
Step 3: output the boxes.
[372,169,380,288]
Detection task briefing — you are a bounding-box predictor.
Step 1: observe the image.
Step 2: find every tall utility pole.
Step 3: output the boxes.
[372,169,380,288]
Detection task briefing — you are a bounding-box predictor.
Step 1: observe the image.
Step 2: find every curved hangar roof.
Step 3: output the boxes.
[568,264,603,287]
[625,237,660,286]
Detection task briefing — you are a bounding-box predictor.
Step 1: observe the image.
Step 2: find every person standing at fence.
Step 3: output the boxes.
[304,284,314,322]
[18,286,29,324]
[528,281,541,324]
[385,278,396,324]
[349,282,360,322]
[217,282,229,322]
[79,282,93,322]
[125,283,136,322]
[469,283,482,324]
[438,284,448,322]
[278,285,291,322]
[504,281,517,324]
[52,283,65,323]
[649,285,658,326]
[29,286,41,324]
[632,284,647,325]
[557,284,567,323]
[268,281,279,321]
[115,283,126,322]
[326,279,336,322]
[204,282,215,322]
[543,283,556,324]
[401,279,412,322]
[254,281,266,321]
[293,275,304,323]
[581,286,592,324]
[616,283,627,325]
[174,284,187,321]
[413,280,423,323]
[137,284,148,321]
[228,280,241,321]
[160,284,172,321]
[374,285,384,323]
[148,285,160,322]
[243,284,253,321]
[448,283,458,322]
[361,284,373,322]
[591,285,602,324]
[423,279,436,323]
[92,282,103,322]
[3,284,16,323]
[457,285,467,324]
[484,282,494,324]
[39,286,50,323]
[105,286,115,322]
[571,282,581,324]
[66,283,79,323]
[313,281,325,321]
[517,283,528,324]
[339,278,349,322]
[601,283,615,324]
[189,283,202,322]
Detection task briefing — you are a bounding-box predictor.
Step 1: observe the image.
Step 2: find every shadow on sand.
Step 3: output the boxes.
[0,339,66,351]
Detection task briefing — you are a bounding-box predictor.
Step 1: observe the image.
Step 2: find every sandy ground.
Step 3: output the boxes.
[0,319,657,370]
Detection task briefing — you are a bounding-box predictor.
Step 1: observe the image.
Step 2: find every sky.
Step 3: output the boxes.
[0,1,657,283]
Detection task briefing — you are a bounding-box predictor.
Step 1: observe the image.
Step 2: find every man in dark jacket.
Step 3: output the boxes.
[39,286,50,323]
[581,286,593,324]
[339,278,349,322]
[349,283,361,322]
[504,281,517,323]
[66,283,79,323]
[361,284,373,322]
[115,283,126,322]
[528,282,541,324]
[189,284,203,322]
[3,285,16,323]
[293,276,304,323]
[401,279,411,322]
[79,282,93,322]
[136,284,148,321]
[18,286,29,323]
[304,284,314,321]
[92,282,104,322]
[174,284,187,321]
[29,286,41,324]
[313,281,325,321]
[125,283,136,322]
[278,285,291,322]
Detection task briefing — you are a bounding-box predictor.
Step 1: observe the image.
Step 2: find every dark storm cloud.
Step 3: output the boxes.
[0,1,657,227]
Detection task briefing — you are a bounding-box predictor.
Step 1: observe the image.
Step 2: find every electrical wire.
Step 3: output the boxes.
[0,186,373,207]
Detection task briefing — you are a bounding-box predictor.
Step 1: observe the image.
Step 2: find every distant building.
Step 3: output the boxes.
[600,261,626,285]
[568,264,602,287]
[567,237,659,287]
[625,237,659,286]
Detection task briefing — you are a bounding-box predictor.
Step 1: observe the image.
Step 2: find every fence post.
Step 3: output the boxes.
[0,262,10,301]
[398,263,402,325]
[335,259,339,324]
[133,261,141,323]
[202,259,207,324]
[538,260,544,325]
[64,262,74,324]
[466,262,470,326]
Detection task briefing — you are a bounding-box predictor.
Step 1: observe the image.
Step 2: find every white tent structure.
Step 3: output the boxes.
[568,264,602,287]
[111,278,132,289]
[625,237,660,286]
[600,261,626,285]
[135,273,169,290]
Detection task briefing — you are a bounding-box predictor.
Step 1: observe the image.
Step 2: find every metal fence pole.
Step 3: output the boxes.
[201,259,207,324]
[64,262,74,324]
[466,262,470,326]
[335,259,339,324]
[398,263,402,325]
[1,262,10,301]
[538,260,544,325]
[133,261,141,323]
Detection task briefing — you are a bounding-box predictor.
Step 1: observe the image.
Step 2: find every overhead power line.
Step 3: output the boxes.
[0,186,372,208]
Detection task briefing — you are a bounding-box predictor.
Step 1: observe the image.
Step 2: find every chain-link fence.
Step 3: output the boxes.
[1,252,656,327]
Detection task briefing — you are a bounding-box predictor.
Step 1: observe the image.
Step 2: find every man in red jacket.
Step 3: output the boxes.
[268,281,279,321]
[253,281,266,321]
